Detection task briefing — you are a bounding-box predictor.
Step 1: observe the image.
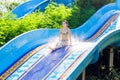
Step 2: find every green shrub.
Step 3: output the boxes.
[44,3,73,28]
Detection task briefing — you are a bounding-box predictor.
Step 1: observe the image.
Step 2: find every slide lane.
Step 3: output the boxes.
[0,45,46,79]
[86,13,119,41]
[47,44,95,80]
[92,16,119,42]
[43,43,95,80]
[4,44,51,80]
[22,46,70,80]
[5,45,78,80]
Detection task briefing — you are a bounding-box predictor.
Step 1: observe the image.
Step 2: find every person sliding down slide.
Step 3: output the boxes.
[49,20,72,51]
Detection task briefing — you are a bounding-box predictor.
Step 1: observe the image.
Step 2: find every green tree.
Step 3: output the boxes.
[76,0,114,10]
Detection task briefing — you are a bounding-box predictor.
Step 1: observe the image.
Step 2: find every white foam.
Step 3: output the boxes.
[116,15,120,29]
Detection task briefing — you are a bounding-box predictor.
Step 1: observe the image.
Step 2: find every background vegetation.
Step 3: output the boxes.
[0,3,73,46]
[0,1,21,17]
[0,0,119,80]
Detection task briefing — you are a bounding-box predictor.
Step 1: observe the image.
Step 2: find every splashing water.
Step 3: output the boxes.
[47,35,95,51]
[47,36,59,49]
[116,15,120,29]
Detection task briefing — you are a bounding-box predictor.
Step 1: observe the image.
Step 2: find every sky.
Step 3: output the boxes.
[0,0,27,3]
[0,0,27,13]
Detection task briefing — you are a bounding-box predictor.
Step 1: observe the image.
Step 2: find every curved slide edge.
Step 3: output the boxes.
[98,29,120,51]
[11,0,50,18]
[71,3,117,40]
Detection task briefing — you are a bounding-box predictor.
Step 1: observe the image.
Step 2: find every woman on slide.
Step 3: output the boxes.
[50,20,71,50]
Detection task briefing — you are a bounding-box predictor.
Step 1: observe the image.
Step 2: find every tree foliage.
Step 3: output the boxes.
[76,0,114,9]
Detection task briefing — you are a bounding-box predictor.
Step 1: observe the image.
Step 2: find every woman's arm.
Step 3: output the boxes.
[59,29,62,41]
[67,29,71,45]
[56,30,62,47]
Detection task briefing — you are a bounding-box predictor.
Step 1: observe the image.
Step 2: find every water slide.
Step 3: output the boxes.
[10,0,50,18]
[0,0,120,80]
[10,0,74,18]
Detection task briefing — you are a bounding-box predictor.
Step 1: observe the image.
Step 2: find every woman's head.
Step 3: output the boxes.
[62,20,68,28]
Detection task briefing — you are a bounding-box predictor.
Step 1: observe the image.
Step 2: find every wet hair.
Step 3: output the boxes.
[62,20,68,25]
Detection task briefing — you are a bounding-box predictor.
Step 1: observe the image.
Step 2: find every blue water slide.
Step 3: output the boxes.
[11,0,50,18]
[0,3,115,75]
[1,0,120,80]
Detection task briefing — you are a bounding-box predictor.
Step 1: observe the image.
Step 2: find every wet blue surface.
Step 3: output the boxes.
[22,46,69,80]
